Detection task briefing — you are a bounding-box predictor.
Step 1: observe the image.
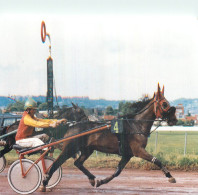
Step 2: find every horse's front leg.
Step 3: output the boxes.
[151,156,176,183]
[96,155,131,187]
[0,145,11,158]
[74,149,96,187]
[131,145,176,183]
[41,142,79,192]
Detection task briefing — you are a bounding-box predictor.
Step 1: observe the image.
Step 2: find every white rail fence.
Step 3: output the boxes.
[153,126,198,156]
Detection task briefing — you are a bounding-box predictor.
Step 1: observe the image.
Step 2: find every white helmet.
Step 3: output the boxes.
[24,97,37,110]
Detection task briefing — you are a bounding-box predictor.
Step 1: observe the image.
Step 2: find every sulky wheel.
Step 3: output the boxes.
[8,159,42,194]
[38,156,62,189]
[0,155,6,173]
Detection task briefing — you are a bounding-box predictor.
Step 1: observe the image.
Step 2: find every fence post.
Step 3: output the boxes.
[155,131,158,153]
[184,131,187,156]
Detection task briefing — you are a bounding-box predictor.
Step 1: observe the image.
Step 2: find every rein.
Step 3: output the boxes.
[150,123,161,134]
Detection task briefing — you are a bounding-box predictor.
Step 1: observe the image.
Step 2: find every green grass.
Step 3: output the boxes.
[4,131,198,170]
[147,131,198,155]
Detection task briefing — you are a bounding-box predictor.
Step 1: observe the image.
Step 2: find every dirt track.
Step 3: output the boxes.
[1,167,198,194]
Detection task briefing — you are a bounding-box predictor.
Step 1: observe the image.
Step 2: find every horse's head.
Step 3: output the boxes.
[71,102,88,122]
[153,84,177,126]
[56,103,88,122]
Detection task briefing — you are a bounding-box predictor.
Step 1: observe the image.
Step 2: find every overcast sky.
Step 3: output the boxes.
[1,0,198,101]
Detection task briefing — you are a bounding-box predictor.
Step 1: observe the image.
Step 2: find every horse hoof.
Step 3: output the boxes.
[89,179,95,187]
[169,177,176,183]
[39,185,46,192]
[96,180,101,188]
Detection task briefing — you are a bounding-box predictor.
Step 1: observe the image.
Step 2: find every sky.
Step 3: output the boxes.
[1,0,198,101]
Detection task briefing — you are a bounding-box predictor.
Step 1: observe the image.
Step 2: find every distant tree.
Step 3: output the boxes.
[118,102,125,112]
[62,105,68,109]
[37,101,42,107]
[79,106,90,116]
[98,109,104,116]
[6,101,24,112]
[119,102,135,115]
[86,108,94,115]
[54,105,60,111]
[105,106,114,115]
[184,120,194,126]
[38,102,48,110]
[176,119,185,126]
[113,108,119,115]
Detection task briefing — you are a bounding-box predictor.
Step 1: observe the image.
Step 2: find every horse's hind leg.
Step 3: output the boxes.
[96,155,131,187]
[74,149,96,187]
[132,146,176,183]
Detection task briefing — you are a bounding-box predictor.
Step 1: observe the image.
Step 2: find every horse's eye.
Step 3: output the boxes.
[162,102,168,109]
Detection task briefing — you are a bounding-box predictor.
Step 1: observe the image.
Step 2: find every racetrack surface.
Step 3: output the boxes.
[1,167,198,194]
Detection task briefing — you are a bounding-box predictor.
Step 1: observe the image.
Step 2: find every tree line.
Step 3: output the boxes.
[2,100,135,115]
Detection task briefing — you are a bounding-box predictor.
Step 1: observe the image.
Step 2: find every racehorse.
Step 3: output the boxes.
[0,103,88,158]
[41,84,177,191]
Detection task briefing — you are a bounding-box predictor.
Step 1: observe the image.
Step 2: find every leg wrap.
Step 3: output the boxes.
[151,157,157,163]
[42,174,50,186]
[152,157,172,178]
[162,167,171,178]
[152,157,162,168]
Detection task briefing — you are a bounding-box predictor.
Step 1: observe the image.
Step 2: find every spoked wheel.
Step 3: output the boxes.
[38,156,62,189]
[8,159,42,194]
[0,155,6,173]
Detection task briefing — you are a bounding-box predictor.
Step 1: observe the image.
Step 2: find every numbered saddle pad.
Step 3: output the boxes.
[111,119,124,134]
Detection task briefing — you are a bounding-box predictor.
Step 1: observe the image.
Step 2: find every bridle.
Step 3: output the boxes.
[154,97,170,119]
[153,97,176,120]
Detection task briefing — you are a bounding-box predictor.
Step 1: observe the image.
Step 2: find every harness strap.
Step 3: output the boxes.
[116,133,127,156]
[150,122,161,134]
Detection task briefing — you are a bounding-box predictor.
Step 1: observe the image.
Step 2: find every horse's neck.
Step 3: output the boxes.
[134,102,156,135]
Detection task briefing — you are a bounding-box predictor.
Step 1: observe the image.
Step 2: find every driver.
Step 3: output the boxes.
[15,97,67,148]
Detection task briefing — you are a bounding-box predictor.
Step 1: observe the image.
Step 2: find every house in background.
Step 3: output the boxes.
[176,104,185,119]
[176,104,198,125]
[185,115,198,125]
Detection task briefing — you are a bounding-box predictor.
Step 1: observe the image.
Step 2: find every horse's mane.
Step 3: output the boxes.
[131,98,152,111]
[121,98,153,119]
[57,107,72,116]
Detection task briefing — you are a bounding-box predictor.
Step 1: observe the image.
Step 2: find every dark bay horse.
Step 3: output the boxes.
[0,103,88,158]
[41,84,177,191]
